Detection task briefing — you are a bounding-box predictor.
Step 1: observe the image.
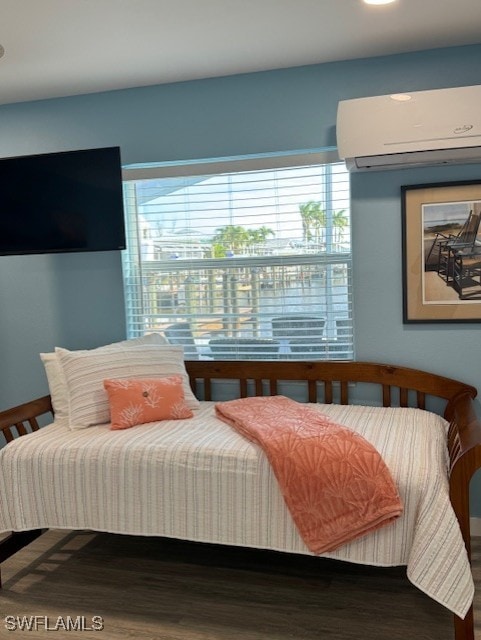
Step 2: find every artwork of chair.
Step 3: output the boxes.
[436,211,481,282]
[425,210,475,271]
[452,248,481,300]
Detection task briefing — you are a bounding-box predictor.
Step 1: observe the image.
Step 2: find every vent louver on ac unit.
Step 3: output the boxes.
[336,85,481,171]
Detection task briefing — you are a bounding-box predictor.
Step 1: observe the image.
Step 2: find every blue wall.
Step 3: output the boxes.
[1,43,481,507]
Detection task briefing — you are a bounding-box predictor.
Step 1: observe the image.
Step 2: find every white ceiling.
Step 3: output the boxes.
[1,0,481,106]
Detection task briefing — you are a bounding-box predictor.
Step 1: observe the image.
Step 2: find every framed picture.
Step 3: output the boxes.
[402,180,481,323]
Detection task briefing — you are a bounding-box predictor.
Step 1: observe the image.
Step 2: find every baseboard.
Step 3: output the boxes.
[471,517,481,537]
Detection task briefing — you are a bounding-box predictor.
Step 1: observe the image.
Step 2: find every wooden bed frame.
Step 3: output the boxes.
[1,359,480,640]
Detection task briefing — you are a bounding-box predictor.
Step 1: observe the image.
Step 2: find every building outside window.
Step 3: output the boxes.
[122,153,352,361]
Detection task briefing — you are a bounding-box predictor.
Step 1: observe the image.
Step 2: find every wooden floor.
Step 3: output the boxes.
[1,529,479,640]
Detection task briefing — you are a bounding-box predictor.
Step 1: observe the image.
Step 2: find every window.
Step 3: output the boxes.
[122,154,352,361]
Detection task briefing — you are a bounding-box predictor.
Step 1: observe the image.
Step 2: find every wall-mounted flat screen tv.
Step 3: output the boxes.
[0,146,126,256]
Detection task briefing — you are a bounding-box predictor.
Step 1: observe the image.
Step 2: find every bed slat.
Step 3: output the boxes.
[325,381,333,404]
[15,422,27,436]
[417,391,426,410]
[240,379,248,398]
[382,385,391,407]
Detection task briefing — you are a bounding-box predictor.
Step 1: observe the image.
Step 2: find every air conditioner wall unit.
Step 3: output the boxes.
[336,85,481,171]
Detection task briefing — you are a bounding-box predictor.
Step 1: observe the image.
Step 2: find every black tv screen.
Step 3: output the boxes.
[0,146,126,256]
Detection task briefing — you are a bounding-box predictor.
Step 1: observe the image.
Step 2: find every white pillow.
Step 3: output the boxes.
[56,344,200,429]
[40,352,70,423]
[40,333,169,424]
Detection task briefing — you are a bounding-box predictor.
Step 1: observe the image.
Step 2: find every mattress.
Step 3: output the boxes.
[0,401,473,618]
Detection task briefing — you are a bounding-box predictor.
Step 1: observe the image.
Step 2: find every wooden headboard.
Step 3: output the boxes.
[185,360,476,410]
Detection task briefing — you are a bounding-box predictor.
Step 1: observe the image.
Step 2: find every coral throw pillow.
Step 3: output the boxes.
[104,375,194,430]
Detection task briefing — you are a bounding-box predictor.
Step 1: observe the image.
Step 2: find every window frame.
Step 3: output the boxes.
[121,151,353,361]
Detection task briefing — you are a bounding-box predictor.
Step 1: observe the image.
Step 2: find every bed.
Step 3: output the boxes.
[0,356,480,640]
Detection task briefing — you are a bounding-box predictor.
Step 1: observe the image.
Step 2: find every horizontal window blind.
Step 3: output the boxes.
[122,158,353,361]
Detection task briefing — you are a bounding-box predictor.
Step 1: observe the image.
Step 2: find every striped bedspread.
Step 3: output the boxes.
[0,401,473,618]
[215,396,403,553]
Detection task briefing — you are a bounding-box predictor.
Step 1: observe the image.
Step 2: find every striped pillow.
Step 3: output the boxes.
[56,344,200,429]
[40,333,169,425]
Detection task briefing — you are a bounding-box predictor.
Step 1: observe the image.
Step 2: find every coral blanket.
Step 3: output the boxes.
[215,396,403,554]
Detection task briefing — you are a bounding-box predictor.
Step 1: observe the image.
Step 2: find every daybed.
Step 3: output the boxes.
[0,356,480,640]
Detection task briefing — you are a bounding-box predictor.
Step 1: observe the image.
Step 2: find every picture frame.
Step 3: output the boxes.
[402,180,481,323]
